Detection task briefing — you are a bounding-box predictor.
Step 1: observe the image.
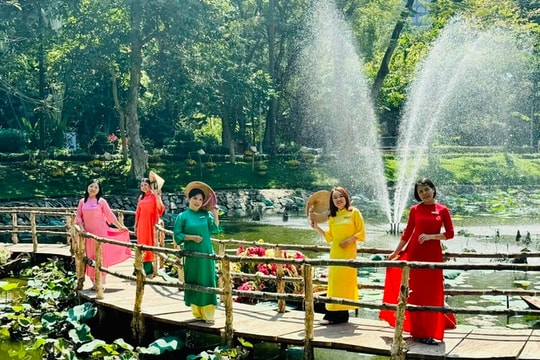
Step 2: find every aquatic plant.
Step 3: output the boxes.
[187,338,252,360]
[0,245,11,265]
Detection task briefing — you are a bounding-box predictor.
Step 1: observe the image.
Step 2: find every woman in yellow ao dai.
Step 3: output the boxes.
[310,186,365,325]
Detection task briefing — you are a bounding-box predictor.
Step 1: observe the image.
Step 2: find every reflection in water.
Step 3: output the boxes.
[227,213,540,255]
[223,214,540,333]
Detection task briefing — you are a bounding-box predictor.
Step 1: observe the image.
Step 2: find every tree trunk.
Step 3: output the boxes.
[222,112,235,164]
[37,0,47,151]
[371,0,415,100]
[110,69,129,162]
[126,0,147,181]
[263,0,276,155]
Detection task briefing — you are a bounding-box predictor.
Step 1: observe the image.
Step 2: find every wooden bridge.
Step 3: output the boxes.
[2,207,540,359]
[6,242,540,360]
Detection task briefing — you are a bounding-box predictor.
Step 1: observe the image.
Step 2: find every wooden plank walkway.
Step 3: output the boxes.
[6,243,540,359]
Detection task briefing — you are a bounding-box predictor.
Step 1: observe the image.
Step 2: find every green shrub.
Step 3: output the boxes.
[88,132,109,154]
[0,128,27,153]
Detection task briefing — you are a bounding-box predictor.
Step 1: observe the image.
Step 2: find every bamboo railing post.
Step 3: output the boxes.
[11,212,18,243]
[30,213,37,252]
[391,264,410,360]
[74,229,86,290]
[275,246,286,313]
[95,241,104,299]
[156,218,165,270]
[117,211,125,226]
[221,257,234,348]
[303,264,314,360]
[65,215,74,250]
[218,242,226,303]
[152,221,160,276]
[131,247,146,344]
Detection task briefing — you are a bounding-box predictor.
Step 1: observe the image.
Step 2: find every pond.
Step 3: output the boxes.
[217,213,540,359]
[1,211,538,360]
[221,212,540,326]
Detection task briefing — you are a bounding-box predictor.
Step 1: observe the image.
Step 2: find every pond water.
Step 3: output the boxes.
[221,212,540,326]
[217,213,540,359]
[1,212,538,360]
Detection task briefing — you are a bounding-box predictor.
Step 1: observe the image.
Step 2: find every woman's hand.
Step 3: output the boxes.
[339,237,355,248]
[191,235,202,243]
[418,233,436,244]
[387,251,400,260]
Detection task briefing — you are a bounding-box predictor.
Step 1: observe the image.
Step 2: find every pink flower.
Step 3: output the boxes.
[108,134,118,143]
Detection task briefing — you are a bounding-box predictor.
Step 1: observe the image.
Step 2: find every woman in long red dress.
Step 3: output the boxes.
[135,178,165,275]
[379,178,455,345]
[75,179,131,288]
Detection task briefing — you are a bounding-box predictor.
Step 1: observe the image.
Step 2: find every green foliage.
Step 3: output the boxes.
[255,162,267,171]
[0,128,27,153]
[0,150,540,201]
[285,159,300,167]
[187,338,252,360]
[88,132,110,155]
[0,258,187,359]
[138,335,185,355]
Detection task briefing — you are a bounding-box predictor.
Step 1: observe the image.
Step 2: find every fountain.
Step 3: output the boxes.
[391,18,534,227]
[298,1,534,232]
[297,0,391,223]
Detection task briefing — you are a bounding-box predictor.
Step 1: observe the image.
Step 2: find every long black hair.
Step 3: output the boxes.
[84,179,103,203]
[139,178,151,200]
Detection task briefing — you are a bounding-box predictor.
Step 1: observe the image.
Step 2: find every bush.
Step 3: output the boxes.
[0,128,27,153]
[88,132,109,154]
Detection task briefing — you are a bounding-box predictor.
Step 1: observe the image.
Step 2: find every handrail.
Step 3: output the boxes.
[1,207,540,360]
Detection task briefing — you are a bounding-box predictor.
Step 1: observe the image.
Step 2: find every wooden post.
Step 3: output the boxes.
[117,211,125,226]
[275,246,286,313]
[303,264,314,360]
[218,242,226,303]
[95,240,104,299]
[30,213,37,252]
[11,212,18,244]
[156,218,165,270]
[74,230,85,291]
[131,247,146,344]
[152,222,160,276]
[391,265,410,360]
[221,258,234,347]
[65,215,74,251]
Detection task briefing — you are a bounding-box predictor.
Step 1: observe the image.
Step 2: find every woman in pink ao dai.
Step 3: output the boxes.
[75,179,131,287]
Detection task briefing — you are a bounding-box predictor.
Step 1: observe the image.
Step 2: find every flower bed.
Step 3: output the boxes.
[233,244,306,304]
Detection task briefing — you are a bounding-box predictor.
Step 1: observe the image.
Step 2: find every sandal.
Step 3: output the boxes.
[414,338,437,345]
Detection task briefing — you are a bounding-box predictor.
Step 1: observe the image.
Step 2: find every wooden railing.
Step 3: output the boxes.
[1,207,540,360]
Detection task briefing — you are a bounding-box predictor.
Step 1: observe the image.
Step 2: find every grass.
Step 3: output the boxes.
[2,151,539,201]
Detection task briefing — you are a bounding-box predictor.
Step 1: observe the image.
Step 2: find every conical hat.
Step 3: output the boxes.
[184,181,217,211]
[149,171,165,191]
[305,190,330,223]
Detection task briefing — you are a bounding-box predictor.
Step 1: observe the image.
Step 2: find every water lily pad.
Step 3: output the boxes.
[513,280,531,289]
